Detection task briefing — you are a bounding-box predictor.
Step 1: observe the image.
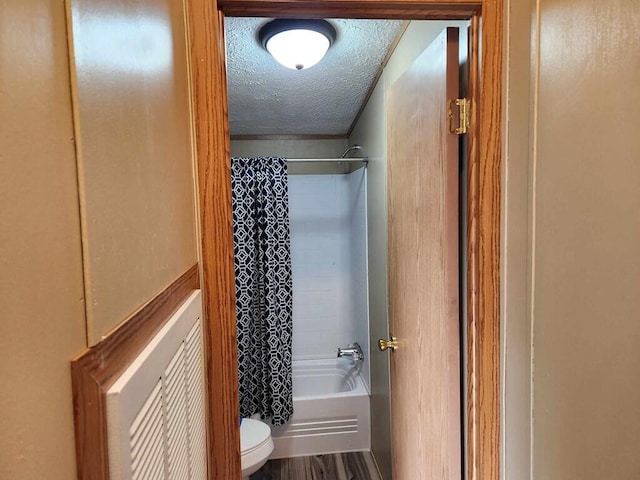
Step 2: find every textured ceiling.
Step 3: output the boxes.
[224,18,404,136]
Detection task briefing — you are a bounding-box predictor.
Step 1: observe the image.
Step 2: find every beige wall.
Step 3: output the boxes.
[1,0,198,477]
[68,0,198,344]
[531,0,640,478]
[0,1,87,478]
[501,0,534,478]
[503,0,640,478]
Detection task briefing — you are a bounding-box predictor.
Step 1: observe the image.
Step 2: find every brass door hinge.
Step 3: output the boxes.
[448,98,470,135]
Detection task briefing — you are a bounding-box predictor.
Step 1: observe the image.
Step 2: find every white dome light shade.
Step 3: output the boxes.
[266,29,330,70]
[259,19,337,71]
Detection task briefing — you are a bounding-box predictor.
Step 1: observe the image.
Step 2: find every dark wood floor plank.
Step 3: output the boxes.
[251,451,382,480]
[336,453,350,479]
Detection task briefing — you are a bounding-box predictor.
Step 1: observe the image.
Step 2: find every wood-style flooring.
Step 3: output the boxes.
[250,451,382,480]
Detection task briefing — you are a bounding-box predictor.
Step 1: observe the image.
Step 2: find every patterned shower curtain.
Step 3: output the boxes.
[231,157,293,425]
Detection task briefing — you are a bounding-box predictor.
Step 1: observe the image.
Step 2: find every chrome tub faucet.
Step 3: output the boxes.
[337,342,364,362]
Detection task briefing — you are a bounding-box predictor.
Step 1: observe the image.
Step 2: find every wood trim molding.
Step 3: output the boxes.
[71,264,199,480]
[200,1,502,479]
[218,1,478,19]
[466,13,482,480]
[186,0,242,479]
[467,4,502,479]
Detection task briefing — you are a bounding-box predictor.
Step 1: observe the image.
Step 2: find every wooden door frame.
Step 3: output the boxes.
[186,1,501,479]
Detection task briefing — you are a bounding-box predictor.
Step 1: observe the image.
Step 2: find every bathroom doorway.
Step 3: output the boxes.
[224,17,468,479]
[187,1,503,479]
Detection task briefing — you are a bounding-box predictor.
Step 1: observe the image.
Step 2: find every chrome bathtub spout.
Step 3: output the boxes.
[337,342,364,362]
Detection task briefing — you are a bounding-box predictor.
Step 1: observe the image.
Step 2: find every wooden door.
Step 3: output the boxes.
[386,27,461,479]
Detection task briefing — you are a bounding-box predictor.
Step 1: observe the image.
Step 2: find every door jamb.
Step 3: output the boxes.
[185,1,502,479]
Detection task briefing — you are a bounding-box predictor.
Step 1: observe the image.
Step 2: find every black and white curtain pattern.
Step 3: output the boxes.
[231,157,293,426]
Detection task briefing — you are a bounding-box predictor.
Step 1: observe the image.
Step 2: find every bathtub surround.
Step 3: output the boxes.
[231,157,293,425]
[288,168,370,389]
[347,168,370,387]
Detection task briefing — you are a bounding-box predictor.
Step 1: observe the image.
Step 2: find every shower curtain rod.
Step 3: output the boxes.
[286,157,369,164]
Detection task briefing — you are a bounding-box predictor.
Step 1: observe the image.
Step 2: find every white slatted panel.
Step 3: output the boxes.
[130,381,167,480]
[164,344,191,480]
[107,291,206,480]
[185,322,207,480]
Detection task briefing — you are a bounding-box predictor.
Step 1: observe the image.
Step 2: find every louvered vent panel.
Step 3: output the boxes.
[130,381,167,480]
[185,321,207,480]
[107,291,206,480]
[164,344,191,480]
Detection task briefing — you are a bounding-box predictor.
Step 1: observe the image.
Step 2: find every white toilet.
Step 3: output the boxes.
[240,418,274,479]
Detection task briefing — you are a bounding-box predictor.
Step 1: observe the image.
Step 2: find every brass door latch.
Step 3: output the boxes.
[378,336,398,352]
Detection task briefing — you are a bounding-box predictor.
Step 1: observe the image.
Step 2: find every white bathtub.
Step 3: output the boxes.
[269,358,371,459]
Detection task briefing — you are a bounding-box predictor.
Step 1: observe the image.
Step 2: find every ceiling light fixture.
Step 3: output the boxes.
[258,19,336,71]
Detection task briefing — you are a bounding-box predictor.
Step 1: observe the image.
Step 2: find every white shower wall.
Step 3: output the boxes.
[288,168,369,389]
